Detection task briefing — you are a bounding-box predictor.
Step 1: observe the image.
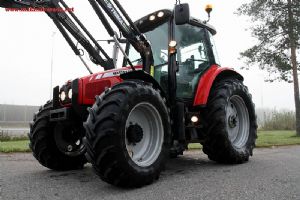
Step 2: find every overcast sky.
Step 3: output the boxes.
[0,0,296,110]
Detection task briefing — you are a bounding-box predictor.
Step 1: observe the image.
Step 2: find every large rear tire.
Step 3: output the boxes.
[29,101,87,170]
[202,78,257,164]
[84,81,170,187]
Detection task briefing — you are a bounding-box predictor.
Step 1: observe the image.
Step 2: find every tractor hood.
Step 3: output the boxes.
[77,66,143,105]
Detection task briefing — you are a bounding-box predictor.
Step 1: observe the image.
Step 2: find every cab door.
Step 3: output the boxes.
[174,23,215,99]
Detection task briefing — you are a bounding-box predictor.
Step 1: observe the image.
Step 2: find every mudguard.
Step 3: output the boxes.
[120,70,166,97]
[193,65,243,106]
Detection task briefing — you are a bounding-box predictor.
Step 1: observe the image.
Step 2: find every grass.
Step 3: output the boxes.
[188,130,300,149]
[0,131,299,153]
[188,143,202,149]
[255,130,300,147]
[0,140,31,153]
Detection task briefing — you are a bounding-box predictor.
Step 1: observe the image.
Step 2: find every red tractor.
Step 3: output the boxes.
[1,0,257,187]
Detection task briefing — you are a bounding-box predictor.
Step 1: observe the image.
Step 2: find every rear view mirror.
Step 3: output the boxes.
[174,3,190,25]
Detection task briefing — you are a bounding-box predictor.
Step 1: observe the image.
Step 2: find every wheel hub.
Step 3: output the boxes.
[228,115,238,128]
[126,123,144,144]
[54,122,85,157]
[226,95,250,148]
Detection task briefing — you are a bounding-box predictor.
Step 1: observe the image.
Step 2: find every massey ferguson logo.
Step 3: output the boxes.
[95,68,141,80]
[112,69,131,76]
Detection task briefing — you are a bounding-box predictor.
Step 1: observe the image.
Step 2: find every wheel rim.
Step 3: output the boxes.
[54,123,85,157]
[226,95,250,148]
[125,102,164,167]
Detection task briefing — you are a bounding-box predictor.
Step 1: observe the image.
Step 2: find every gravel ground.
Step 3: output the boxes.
[1,146,300,200]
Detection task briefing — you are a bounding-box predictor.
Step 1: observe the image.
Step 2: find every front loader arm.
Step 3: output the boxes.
[1,0,154,73]
[0,0,45,8]
[88,0,154,72]
[1,0,114,71]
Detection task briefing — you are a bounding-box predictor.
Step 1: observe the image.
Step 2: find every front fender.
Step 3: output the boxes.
[120,70,166,98]
[193,65,243,107]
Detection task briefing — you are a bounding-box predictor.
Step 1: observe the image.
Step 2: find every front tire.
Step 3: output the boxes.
[202,78,257,164]
[84,81,170,187]
[29,102,87,170]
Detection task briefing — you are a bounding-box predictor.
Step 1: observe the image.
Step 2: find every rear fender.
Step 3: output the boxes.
[193,65,243,107]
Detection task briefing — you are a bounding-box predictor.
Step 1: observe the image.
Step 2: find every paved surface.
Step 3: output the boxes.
[1,146,300,200]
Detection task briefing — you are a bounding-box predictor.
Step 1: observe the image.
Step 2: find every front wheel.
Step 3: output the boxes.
[202,78,257,164]
[84,81,171,187]
[29,102,87,170]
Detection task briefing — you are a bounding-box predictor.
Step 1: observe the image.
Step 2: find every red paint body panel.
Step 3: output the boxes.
[193,65,240,106]
[78,66,142,105]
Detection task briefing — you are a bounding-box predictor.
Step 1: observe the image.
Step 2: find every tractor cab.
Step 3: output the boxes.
[124,9,220,100]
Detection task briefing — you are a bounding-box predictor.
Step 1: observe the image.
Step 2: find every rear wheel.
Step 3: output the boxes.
[202,78,257,163]
[29,102,87,170]
[84,81,170,187]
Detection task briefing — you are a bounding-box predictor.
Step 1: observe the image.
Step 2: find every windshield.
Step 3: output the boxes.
[125,22,169,92]
[126,22,168,67]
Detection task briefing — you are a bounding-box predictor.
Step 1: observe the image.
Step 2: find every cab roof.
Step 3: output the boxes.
[134,9,217,35]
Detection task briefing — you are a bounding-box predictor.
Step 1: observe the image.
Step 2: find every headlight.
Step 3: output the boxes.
[60,91,66,101]
[157,11,164,18]
[68,89,72,99]
[191,116,199,123]
[149,15,155,21]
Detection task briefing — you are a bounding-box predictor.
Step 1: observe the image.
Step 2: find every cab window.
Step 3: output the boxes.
[175,24,211,99]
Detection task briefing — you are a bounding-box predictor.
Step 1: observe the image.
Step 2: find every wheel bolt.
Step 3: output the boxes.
[228,115,237,128]
[67,145,73,152]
